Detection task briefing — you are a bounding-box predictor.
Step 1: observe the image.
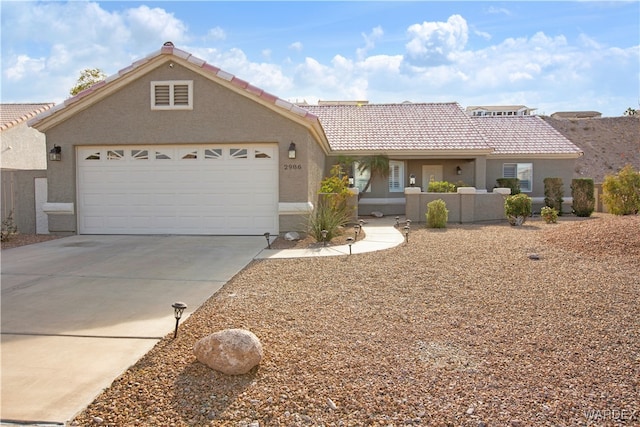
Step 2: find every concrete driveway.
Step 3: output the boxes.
[1,234,266,425]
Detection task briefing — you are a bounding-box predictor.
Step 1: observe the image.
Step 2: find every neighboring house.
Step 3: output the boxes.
[466,105,536,117]
[1,103,54,234]
[29,43,582,236]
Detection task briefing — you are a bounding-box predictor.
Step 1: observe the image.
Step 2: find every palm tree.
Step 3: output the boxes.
[356,154,390,200]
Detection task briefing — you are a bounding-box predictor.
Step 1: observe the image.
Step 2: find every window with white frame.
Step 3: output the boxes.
[151,81,193,110]
[503,163,533,192]
[388,160,404,192]
[353,162,371,193]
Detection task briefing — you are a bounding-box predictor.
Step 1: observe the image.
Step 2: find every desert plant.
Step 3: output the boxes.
[1,211,18,241]
[427,181,456,193]
[601,165,640,215]
[320,164,353,214]
[356,154,389,200]
[308,198,352,242]
[426,199,448,228]
[571,178,595,217]
[496,178,521,195]
[540,206,558,224]
[543,177,564,215]
[505,193,532,226]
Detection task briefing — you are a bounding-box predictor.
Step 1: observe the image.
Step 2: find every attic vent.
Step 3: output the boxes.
[151,80,193,110]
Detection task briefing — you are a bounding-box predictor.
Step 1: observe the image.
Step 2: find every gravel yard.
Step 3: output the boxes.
[70,214,639,426]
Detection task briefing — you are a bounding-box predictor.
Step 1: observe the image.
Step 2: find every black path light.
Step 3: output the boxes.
[321,229,328,246]
[346,237,354,255]
[354,224,361,241]
[171,302,187,338]
[264,232,271,249]
[406,219,412,228]
[395,216,400,228]
[403,225,410,244]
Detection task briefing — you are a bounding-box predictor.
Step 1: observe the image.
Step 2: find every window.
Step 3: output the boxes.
[353,162,370,193]
[503,163,533,192]
[388,160,404,192]
[151,81,193,110]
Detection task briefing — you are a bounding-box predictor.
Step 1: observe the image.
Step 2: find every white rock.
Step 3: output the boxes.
[371,211,384,218]
[193,329,263,375]
[284,231,301,241]
[327,398,337,410]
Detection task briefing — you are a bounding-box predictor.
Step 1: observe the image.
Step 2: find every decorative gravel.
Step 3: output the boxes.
[73,214,639,427]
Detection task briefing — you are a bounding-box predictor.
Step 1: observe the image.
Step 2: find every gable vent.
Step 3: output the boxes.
[151,80,193,110]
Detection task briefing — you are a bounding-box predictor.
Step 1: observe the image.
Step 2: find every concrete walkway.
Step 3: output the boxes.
[1,219,403,426]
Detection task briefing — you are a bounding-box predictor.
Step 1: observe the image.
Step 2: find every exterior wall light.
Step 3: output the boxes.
[49,145,62,161]
[457,166,462,175]
[172,301,187,338]
[288,142,296,159]
[348,176,355,187]
[409,174,416,186]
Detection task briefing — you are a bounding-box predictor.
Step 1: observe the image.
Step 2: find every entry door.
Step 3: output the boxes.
[422,165,443,190]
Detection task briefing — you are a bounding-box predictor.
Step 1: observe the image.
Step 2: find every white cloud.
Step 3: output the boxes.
[124,5,189,47]
[289,41,303,52]
[207,26,226,41]
[405,15,468,66]
[356,26,384,60]
[4,54,46,81]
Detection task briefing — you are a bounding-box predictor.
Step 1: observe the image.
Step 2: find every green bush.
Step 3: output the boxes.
[543,177,564,215]
[505,193,532,226]
[426,199,448,228]
[571,178,595,217]
[1,210,18,241]
[496,178,521,195]
[427,181,456,193]
[540,206,558,224]
[601,165,640,215]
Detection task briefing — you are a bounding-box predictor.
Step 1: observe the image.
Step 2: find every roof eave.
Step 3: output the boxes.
[488,152,583,159]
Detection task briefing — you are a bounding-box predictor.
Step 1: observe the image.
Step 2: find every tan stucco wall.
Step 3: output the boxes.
[485,158,577,199]
[42,60,324,234]
[0,123,47,170]
[1,169,47,233]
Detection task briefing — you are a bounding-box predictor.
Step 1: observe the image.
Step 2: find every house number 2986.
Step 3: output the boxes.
[283,164,302,170]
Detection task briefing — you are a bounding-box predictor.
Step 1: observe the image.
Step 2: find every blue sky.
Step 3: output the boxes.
[1,1,638,116]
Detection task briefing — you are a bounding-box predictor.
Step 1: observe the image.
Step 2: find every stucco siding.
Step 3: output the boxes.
[485,158,577,198]
[0,123,47,170]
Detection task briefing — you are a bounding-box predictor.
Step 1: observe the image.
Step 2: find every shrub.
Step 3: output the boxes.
[426,199,448,228]
[601,165,640,215]
[540,206,558,224]
[496,178,521,195]
[427,181,456,193]
[543,177,564,215]
[308,198,352,242]
[1,211,18,241]
[319,164,352,214]
[505,193,532,226]
[571,178,595,217]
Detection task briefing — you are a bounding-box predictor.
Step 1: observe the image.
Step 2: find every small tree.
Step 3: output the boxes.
[496,178,521,195]
[310,165,354,242]
[356,155,389,200]
[601,165,640,215]
[70,68,107,96]
[571,178,595,217]
[543,177,564,215]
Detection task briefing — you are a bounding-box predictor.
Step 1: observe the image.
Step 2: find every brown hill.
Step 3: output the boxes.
[542,115,640,182]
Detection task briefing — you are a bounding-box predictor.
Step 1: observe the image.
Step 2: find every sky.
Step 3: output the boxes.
[1,1,639,117]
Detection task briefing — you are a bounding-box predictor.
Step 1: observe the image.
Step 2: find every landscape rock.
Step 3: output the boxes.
[284,231,301,241]
[371,211,384,218]
[193,329,263,375]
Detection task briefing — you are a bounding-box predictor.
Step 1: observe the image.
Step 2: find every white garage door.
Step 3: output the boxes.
[77,144,279,235]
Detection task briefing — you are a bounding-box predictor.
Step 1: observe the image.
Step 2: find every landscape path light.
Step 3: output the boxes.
[346,237,354,255]
[395,216,400,228]
[354,224,361,241]
[404,225,410,244]
[264,232,271,249]
[321,229,328,246]
[172,302,187,338]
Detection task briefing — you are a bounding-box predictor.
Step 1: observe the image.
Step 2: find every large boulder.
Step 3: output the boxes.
[193,329,263,375]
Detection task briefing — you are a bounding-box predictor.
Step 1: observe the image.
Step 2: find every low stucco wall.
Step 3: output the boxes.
[405,188,507,224]
[1,169,47,234]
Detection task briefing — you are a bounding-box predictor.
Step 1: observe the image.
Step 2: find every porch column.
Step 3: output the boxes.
[474,156,487,190]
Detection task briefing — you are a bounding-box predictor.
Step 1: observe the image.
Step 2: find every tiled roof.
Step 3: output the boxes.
[1,103,55,131]
[29,42,317,129]
[301,102,492,152]
[473,116,583,156]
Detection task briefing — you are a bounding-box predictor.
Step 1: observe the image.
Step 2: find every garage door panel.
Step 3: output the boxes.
[78,144,278,235]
